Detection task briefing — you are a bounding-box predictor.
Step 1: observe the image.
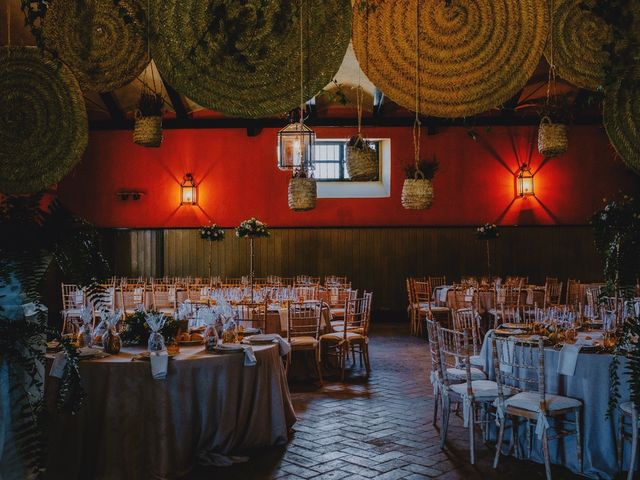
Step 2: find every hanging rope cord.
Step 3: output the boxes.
[143,0,157,94]
[412,0,423,179]
[545,0,556,106]
[6,1,11,47]
[299,0,305,125]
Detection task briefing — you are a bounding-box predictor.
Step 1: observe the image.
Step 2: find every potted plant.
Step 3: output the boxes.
[133,91,164,148]
[288,168,317,211]
[401,156,439,210]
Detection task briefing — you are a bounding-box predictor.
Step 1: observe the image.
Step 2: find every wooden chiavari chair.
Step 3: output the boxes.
[489,285,521,327]
[438,327,499,465]
[451,284,477,311]
[328,288,357,331]
[618,401,640,480]
[294,285,319,302]
[492,336,582,480]
[233,302,268,333]
[187,282,211,305]
[61,284,85,333]
[286,301,323,384]
[151,283,177,316]
[543,279,563,308]
[320,297,369,381]
[119,283,146,316]
[452,308,483,367]
[294,275,320,286]
[426,318,442,427]
[324,275,348,287]
[565,279,581,307]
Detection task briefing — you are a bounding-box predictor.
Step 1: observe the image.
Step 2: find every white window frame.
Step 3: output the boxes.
[315,138,391,198]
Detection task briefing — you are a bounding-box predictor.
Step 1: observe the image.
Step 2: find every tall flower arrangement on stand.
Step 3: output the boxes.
[476,223,499,281]
[200,223,225,279]
[236,218,270,301]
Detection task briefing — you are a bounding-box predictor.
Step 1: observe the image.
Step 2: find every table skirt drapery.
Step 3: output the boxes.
[479,332,630,479]
[45,345,296,480]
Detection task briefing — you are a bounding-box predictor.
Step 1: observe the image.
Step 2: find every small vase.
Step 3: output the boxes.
[102,328,121,354]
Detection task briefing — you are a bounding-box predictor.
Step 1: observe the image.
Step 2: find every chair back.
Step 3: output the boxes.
[453,308,482,355]
[437,326,473,390]
[233,302,268,332]
[452,284,476,310]
[294,285,319,301]
[496,285,521,309]
[61,284,85,310]
[544,280,563,308]
[492,336,546,411]
[188,283,211,303]
[362,291,373,335]
[120,283,146,314]
[428,276,447,290]
[340,297,368,339]
[566,279,581,306]
[152,283,176,311]
[425,318,440,378]
[287,301,322,341]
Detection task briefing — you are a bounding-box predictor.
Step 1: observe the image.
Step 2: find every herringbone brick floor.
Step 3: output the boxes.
[190,322,582,479]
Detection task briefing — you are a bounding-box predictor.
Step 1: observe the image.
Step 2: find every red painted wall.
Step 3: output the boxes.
[56,125,638,228]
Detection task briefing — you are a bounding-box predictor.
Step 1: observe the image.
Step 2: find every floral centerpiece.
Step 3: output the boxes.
[200,223,225,278]
[476,223,499,240]
[236,217,270,238]
[200,223,225,241]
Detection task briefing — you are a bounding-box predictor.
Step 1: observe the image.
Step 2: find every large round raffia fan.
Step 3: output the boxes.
[352,0,548,118]
[149,0,351,118]
[43,0,148,92]
[603,71,640,174]
[543,0,611,91]
[0,47,88,193]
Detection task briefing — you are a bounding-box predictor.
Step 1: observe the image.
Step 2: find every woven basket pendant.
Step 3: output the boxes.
[537,116,568,158]
[401,173,433,210]
[346,136,378,181]
[133,112,163,148]
[288,177,317,211]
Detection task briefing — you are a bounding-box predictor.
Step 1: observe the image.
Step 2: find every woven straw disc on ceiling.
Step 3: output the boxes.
[0,47,88,194]
[544,0,611,91]
[43,0,148,92]
[604,72,640,175]
[352,0,548,118]
[150,0,351,118]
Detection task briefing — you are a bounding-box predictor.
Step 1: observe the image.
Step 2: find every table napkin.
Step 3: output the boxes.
[243,345,257,367]
[278,308,288,331]
[150,351,168,380]
[558,343,582,376]
[50,351,66,379]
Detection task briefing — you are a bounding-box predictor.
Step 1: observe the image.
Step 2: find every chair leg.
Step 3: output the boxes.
[469,403,476,465]
[432,387,440,427]
[575,408,582,473]
[440,394,451,449]
[512,416,521,459]
[629,409,639,480]
[315,347,323,386]
[340,342,347,382]
[363,343,371,375]
[542,428,552,480]
[494,416,506,469]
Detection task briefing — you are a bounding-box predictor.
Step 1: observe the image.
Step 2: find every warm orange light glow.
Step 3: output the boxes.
[181,173,197,205]
[516,166,534,197]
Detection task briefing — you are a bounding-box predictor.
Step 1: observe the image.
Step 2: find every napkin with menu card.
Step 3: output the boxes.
[243,345,257,367]
[558,342,582,376]
[150,351,168,380]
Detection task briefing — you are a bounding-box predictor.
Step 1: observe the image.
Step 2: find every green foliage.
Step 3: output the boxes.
[591,195,640,287]
[120,310,179,345]
[200,224,225,242]
[405,156,440,180]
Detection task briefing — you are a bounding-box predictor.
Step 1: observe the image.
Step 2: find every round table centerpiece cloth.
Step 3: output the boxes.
[352,0,548,118]
[604,71,640,175]
[0,47,88,194]
[43,0,149,92]
[543,0,611,91]
[149,0,351,118]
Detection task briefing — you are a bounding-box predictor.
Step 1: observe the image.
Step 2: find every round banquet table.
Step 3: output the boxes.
[44,344,296,480]
[478,332,631,479]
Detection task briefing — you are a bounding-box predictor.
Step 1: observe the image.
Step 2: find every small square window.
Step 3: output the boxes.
[313,140,380,182]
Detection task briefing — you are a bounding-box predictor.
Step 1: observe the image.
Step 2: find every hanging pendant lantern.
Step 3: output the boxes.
[277,110,316,170]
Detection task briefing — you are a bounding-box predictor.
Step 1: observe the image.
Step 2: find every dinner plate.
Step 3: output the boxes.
[244,334,278,345]
[501,323,531,330]
[178,340,203,346]
[213,344,245,354]
[134,351,177,361]
[494,328,527,336]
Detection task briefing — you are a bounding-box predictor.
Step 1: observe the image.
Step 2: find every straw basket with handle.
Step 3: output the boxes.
[133,111,162,148]
[288,176,317,211]
[401,171,433,210]
[537,116,568,158]
[346,134,378,181]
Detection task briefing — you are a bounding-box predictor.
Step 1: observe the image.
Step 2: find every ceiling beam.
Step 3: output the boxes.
[98,92,125,121]
[89,113,602,131]
[160,75,190,120]
[502,88,524,113]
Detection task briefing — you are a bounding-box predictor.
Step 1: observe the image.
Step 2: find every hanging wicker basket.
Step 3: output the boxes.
[346,136,378,181]
[133,111,163,147]
[288,177,317,211]
[537,116,568,157]
[401,172,433,210]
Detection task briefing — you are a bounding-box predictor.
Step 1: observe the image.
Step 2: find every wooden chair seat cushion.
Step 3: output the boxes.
[501,391,582,413]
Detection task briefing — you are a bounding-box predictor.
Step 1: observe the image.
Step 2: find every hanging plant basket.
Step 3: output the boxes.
[346,135,378,181]
[288,177,317,211]
[133,112,162,147]
[537,116,568,157]
[401,173,433,210]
